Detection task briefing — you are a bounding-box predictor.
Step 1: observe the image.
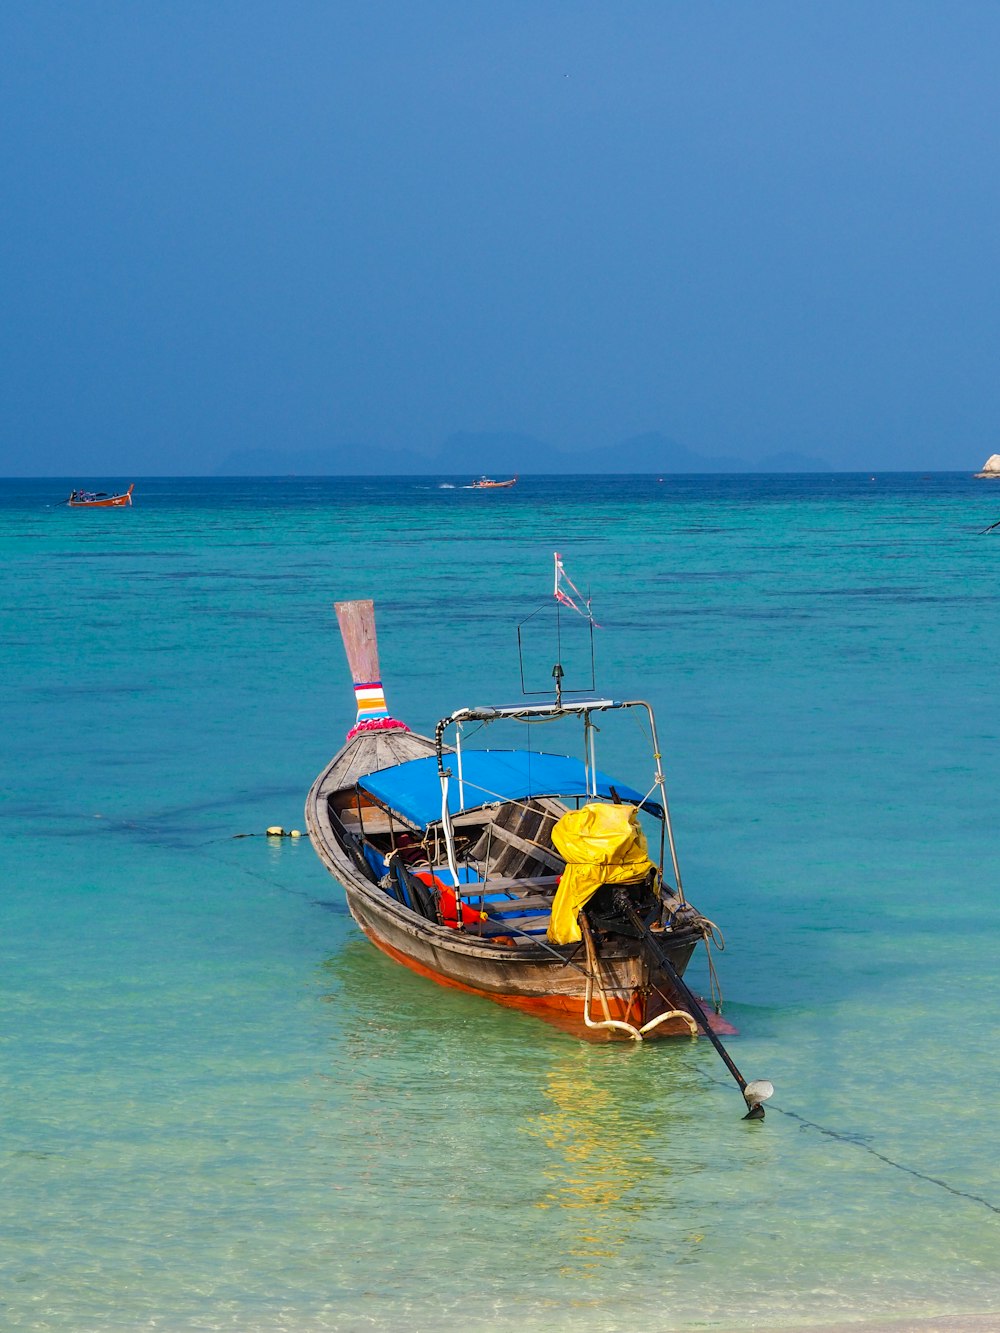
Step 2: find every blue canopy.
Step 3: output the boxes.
[356,749,661,828]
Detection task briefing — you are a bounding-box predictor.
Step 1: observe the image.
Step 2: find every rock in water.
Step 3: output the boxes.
[975,454,1000,478]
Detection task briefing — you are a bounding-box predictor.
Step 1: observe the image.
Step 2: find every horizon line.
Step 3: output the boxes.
[0,469,981,481]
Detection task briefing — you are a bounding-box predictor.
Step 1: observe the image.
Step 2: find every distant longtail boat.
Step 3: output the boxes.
[470,475,517,488]
[66,484,134,508]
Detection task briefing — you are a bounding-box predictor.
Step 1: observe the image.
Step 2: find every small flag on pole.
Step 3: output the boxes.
[553,553,599,626]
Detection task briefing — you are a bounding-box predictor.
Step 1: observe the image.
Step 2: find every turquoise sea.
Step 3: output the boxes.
[3,473,999,1332]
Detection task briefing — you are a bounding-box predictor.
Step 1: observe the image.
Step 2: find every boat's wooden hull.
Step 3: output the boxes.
[306,739,729,1041]
[350,891,723,1039]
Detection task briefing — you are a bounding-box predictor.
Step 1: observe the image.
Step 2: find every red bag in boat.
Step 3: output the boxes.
[413,873,487,928]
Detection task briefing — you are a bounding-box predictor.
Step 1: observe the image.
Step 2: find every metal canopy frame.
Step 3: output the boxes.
[431,697,686,902]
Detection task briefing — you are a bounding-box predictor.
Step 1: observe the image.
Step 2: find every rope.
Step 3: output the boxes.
[626,711,666,801]
[699,1071,1000,1216]
[699,915,726,950]
[702,936,724,1013]
[781,1103,999,1213]
[580,916,644,1040]
[780,1109,1000,1214]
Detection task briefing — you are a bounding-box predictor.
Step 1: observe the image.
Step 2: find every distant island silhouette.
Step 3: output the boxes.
[216,430,830,475]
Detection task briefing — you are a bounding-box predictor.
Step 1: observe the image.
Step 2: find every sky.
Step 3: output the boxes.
[3,1,1000,476]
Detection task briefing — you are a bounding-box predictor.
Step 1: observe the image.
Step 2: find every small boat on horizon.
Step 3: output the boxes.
[470,475,517,488]
[305,568,772,1115]
[66,484,134,508]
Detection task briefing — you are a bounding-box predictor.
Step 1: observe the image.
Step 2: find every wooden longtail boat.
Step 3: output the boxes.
[67,484,134,507]
[306,599,746,1051]
[470,475,517,488]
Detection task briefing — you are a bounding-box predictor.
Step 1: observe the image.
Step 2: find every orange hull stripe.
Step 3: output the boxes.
[358,925,735,1036]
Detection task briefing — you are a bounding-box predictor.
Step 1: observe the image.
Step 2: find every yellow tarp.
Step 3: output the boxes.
[547,803,655,945]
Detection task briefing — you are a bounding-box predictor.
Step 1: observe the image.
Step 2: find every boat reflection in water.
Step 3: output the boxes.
[521,1050,711,1284]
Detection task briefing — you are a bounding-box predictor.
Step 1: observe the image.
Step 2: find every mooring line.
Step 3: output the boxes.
[111,825,328,904]
[191,842,334,903]
[774,1104,1000,1215]
[704,1073,1000,1216]
[103,821,322,901]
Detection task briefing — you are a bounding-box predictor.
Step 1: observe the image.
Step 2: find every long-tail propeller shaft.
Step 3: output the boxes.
[614,891,773,1119]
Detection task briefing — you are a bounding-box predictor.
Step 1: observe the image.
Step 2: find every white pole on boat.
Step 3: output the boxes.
[440,774,462,885]
[455,721,466,810]
[435,717,463,886]
[639,701,684,900]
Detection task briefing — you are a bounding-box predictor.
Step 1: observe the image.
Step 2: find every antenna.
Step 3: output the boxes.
[551,661,564,706]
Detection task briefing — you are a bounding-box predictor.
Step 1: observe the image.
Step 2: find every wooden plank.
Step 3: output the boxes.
[485,821,564,873]
[450,808,499,829]
[472,914,551,935]
[479,896,555,916]
[338,807,397,834]
[335,600,381,683]
[462,874,559,895]
[319,727,437,795]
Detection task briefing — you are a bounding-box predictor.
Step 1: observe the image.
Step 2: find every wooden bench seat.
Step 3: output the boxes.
[416,872,558,918]
[474,914,551,937]
[337,806,506,838]
[451,874,560,896]
[335,806,398,834]
[474,895,555,916]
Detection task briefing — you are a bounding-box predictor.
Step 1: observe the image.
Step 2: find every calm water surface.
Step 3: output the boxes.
[3,474,999,1331]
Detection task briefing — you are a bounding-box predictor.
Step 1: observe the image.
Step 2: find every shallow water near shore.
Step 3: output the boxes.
[3,473,999,1331]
